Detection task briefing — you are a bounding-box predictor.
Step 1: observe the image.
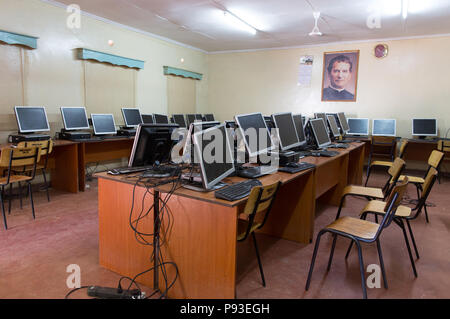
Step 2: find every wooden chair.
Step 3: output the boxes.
[365,136,397,183]
[0,146,41,230]
[237,179,281,287]
[16,139,53,202]
[437,140,450,183]
[335,157,406,220]
[365,139,408,186]
[305,178,409,299]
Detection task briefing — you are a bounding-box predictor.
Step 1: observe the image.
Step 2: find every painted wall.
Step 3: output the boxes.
[207,36,450,139]
[0,0,208,141]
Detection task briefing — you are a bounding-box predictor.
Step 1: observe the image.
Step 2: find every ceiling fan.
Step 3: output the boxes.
[309,11,323,36]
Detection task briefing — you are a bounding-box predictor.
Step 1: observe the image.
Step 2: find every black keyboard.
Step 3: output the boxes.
[140,166,180,178]
[108,165,154,175]
[297,151,312,157]
[215,179,262,201]
[310,150,339,157]
[278,162,316,174]
[236,166,278,179]
[329,143,349,149]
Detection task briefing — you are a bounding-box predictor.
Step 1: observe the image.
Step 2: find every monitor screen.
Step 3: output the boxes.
[327,114,341,138]
[204,114,215,121]
[172,114,187,128]
[15,106,50,133]
[337,112,350,132]
[154,114,169,124]
[193,124,235,190]
[128,124,179,167]
[272,112,301,151]
[183,121,221,159]
[372,119,396,137]
[60,107,89,130]
[412,119,437,136]
[195,114,203,121]
[234,112,274,158]
[347,118,369,136]
[292,114,307,145]
[91,114,116,135]
[310,118,331,148]
[121,108,142,127]
[186,114,197,127]
[141,114,154,124]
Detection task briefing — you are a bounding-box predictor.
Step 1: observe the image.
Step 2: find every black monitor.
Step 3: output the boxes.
[183,121,221,160]
[195,114,203,121]
[310,118,332,149]
[347,118,369,136]
[192,124,235,190]
[271,112,301,151]
[128,124,179,167]
[186,114,197,127]
[204,114,215,122]
[91,114,116,135]
[154,114,169,124]
[234,112,274,158]
[372,119,396,137]
[292,114,307,146]
[14,106,50,133]
[141,114,154,124]
[121,108,143,128]
[172,114,187,128]
[60,107,90,131]
[224,120,236,129]
[412,119,437,137]
[337,112,350,133]
[327,114,341,138]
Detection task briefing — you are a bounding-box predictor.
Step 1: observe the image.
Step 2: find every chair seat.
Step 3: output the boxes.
[370,160,393,168]
[399,175,424,184]
[361,200,412,218]
[0,175,32,184]
[326,216,379,240]
[237,219,261,241]
[343,185,384,199]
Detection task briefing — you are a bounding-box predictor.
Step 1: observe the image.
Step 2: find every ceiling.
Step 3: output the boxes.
[53,0,450,52]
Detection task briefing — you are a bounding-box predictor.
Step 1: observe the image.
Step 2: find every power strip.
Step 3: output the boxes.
[87,286,146,299]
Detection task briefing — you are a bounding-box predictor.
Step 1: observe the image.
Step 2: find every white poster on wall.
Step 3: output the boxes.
[298,55,314,87]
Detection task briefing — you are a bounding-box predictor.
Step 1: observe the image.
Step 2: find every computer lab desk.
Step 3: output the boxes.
[95,142,365,299]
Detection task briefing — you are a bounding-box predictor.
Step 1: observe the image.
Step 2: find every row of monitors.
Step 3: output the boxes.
[13,106,215,135]
[345,118,438,137]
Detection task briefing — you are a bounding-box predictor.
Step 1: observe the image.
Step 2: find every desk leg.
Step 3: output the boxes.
[50,143,79,193]
[348,144,365,185]
[78,143,86,192]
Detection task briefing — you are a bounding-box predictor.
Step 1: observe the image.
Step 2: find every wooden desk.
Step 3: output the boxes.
[96,142,365,299]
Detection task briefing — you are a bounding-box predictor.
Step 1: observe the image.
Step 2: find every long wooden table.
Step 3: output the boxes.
[96,142,365,299]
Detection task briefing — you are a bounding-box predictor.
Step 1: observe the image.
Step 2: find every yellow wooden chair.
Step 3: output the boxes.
[437,140,449,183]
[237,179,281,287]
[0,146,41,230]
[305,178,409,299]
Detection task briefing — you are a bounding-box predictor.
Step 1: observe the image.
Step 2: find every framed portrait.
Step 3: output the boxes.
[321,50,360,102]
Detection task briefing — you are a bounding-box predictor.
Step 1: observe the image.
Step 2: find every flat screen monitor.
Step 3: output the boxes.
[412,119,437,137]
[128,124,179,167]
[60,107,89,131]
[372,119,396,137]
[186,114,197,127]
[14,106,50,133]
[195,114,203,121]
[327,114,341,138]
[91,114,116,135]
[271,112,301,151]
[310,118,332,149]
[204,114,215,121]
[234,112,274,158]
[192,124,235,190]
[347,118,369,136]
[337,112,350,133]
[172,114,187,128]
[292,114,307,146]
[224,120,236,129]
[154,114,169,124]
[183,121,221,159]
[141,114,154,124]
[121,108,142,127]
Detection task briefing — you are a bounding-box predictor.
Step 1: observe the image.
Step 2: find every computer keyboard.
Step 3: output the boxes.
[108,165,155,175]
[278,162,316,174]
[310,150,339,157]
[140,166,181,178]
[236,166,278,179]
[297,151,312,157]
[329,143,349,149]
[215,179,262,201]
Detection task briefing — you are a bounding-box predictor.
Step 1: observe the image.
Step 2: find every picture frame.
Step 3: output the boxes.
[321,50,360,102]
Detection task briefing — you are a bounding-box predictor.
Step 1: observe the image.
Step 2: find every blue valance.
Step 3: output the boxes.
[164,66,203,80]
[0,30,38,49]
[77,48,145,69]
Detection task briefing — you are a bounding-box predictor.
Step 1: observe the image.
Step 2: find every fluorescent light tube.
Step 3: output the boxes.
[223,11,257,35]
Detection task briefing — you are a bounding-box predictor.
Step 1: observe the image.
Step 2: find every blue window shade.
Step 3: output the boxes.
[0,30,38,49]
[77,48,145,69]
[163,66,202,80]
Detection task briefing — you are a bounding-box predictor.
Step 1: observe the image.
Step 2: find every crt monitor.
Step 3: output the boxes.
[337,112,350,133]
[192,124,235,190]
[128,124,179,167]
[60,107,89,131]
[141,114,154,124]
[327,114,341,138]
[172,114,187,128]
[271,112,301,151]
[91,114,117,135]
[121,108,143,128]
[347,118,369,136]
[292,114,307,146]
[235,112,274,158]
[204,114,215,121]
[154,114,169,124]
[310,118,332,149]
[14,106,50,133]
[372,119,396,137]
[412,119,437,137]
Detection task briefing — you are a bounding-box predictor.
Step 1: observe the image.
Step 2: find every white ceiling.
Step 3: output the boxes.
[52,0,450,52]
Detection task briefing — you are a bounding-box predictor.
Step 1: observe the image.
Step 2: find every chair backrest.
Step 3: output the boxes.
[370,136,397,162]
[398,139,409,158]
[382,157,406,196]
[17,139,53,156]
[438,140,450,152]
[0,147,41,185]
[427,150,444,169]
[412,167,438,218]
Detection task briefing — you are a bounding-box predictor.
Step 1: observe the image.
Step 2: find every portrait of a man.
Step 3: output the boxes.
[321,50,359,102]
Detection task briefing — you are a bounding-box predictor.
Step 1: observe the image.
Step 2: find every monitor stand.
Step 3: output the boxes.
[181,173,227,192]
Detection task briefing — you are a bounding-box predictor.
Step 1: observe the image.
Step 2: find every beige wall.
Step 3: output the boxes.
[207,36,450,138]
[0,0,208,140]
